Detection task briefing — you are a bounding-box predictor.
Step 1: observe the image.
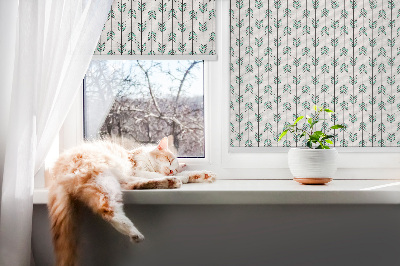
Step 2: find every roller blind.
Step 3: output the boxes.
[95,0,216,59]
[230,0,400,147]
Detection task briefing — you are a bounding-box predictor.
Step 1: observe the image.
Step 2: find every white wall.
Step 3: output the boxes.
[33,204,400,266]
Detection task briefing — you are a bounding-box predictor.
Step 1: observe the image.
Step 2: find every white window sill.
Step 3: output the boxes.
[33,180,400,205]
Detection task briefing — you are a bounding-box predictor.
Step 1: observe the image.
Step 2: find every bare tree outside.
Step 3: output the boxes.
[84,60,204,157]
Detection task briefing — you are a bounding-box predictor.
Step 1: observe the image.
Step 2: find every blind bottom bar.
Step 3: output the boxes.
[92,54,218,61]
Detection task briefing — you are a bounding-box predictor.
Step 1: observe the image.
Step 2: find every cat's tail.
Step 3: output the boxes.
[48,183,78,266]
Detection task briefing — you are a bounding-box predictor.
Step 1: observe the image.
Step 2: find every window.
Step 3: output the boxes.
[56,0,400,182]
[84,60,205,158]
[229,0,400,148]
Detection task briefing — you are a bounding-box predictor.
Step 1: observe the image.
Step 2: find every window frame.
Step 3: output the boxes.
[58,0,400,181]
[61,60,209,160]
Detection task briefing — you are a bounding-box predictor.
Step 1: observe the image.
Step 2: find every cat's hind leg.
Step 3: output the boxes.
[121,176,182,189]
[75,172,144,242]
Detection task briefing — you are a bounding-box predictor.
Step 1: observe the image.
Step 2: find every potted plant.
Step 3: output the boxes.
[278,106,345,185]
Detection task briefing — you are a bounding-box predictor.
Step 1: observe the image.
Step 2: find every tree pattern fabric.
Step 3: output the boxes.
[94,0,216,57]
[230,0,400,147]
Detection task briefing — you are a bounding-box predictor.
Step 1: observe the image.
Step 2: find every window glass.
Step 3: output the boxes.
[84,60,204,158]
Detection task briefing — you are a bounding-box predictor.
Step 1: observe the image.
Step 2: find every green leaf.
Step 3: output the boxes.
[313,105,319,111]
[314,131,324,137]
[317,140,323,148]
[321,134,335,140]
[324,108,334,113]
[310,119,319,128]
[293,116,304,125]
[310,131,324,141]
[308,118,313,125]
[306,140,313,148]
[325,139,333,144]
[317,141,330,149]
[278,130,288,141]
[330,124,345,129]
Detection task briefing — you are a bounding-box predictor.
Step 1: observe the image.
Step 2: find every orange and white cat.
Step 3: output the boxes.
[48,137,216,266]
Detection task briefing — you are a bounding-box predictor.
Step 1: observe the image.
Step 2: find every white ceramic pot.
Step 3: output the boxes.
[288,148,338,184]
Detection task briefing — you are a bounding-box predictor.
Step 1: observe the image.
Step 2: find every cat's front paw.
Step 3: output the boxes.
[177,163,187,173]
[166,177,182,189]
[130,232,145,243]
[186,171,217,183]
[203,171,217,183]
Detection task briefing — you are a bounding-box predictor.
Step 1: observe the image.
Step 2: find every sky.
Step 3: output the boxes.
[87,60,204,97]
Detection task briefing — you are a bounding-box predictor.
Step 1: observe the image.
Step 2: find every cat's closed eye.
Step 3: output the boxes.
[155,154,167,162]
[156,154,175,164]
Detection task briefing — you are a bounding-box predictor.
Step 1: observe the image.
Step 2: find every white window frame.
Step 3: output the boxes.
[58,0,400,181]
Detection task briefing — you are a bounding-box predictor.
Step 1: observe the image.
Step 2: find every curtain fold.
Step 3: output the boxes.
[0,0,18,209]
[0,0,113,265]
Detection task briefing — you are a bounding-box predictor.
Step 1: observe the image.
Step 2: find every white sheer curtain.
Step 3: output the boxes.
[0,0,113,265]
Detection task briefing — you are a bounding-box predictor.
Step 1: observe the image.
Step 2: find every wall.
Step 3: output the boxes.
[32,204,400,266]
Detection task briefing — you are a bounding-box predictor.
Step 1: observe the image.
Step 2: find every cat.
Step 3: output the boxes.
[48,137,216,266]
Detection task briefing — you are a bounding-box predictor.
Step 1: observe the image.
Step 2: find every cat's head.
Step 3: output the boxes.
[149,137,180,176]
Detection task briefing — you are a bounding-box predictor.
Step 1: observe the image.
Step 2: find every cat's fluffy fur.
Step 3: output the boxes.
[48,137,216,266]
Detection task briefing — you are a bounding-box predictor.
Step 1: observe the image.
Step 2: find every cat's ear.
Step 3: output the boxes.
[157,137,168,151]
[167,135,178,155]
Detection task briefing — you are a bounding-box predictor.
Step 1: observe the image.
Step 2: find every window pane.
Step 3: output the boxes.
[84,60,204,158]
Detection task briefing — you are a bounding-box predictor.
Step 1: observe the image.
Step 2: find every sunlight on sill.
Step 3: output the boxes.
[360,181,400,191]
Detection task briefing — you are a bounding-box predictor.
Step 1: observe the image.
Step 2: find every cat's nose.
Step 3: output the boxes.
[169,170,173,175]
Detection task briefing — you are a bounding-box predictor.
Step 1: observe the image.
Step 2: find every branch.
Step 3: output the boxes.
[174,60,202,115]
[136,61,162,115]
[125,108,204,130]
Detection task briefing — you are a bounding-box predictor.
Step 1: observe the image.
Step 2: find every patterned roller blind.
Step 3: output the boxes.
[95,0,216,58]
[230,0,400,147]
